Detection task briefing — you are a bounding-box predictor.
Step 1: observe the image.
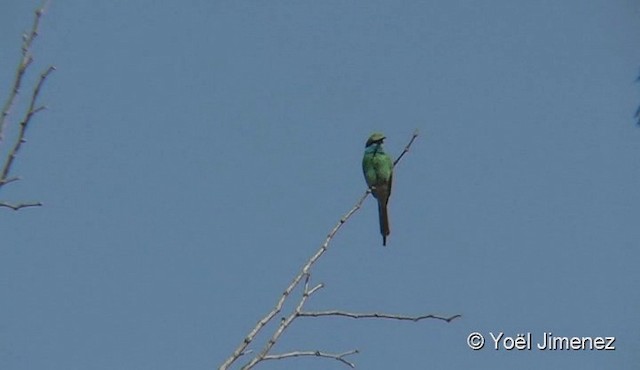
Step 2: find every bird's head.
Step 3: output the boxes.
[365,132,386,147]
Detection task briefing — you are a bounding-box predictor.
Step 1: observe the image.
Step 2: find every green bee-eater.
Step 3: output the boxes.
[362,132,393,246]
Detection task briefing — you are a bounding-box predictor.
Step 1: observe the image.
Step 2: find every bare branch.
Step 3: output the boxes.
[242,275,324,369]
[0,0,50,140]
[299,310,462,323]
[0,201,42,210]
[393,129,419,166]
[263,349,359,368]
[0,1,54,212]
[307,283,323,295]
[219,131,420,370]
[0,177,20,186]
[219,195,367,370]
[0,65,55,188]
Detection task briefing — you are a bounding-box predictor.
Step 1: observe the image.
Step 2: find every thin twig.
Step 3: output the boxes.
[218,131,420,370]
[0,65,55,187]
[393,129,419,166]
[299,310,462,323]
[263,349,359,368]
[0,177,20,186]
[0,201,42,210]
[0,0,49,141]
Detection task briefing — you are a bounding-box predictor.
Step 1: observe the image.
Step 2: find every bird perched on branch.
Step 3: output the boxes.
[362,132,393,246]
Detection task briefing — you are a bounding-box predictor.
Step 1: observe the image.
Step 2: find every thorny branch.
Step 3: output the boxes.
[0,1,55,210]
[299,310,462,323]
[1,66,55,186]
[393,129,419,166]
[219,189,373,369]
[220,131,456,370]
[241,275,324,369]
[0,0,50,141]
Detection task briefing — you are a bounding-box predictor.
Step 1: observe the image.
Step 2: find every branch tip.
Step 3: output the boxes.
[0,201,42,211]
[263,349,359,369]
[299,310,462,324]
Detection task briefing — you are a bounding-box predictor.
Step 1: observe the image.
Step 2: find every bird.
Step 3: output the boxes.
[362,132,393,246]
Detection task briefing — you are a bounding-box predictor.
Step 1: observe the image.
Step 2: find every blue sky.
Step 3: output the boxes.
[1,1,639,369]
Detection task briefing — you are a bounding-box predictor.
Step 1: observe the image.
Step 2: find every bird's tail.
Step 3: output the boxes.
[378,199,390,246]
